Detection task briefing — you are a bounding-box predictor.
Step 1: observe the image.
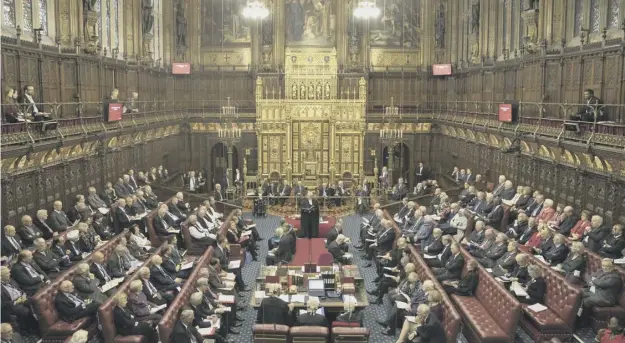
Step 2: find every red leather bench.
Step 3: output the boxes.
[32,234,125,343]
[451,246,521,343]
[157,246,214,343]
[519,254,582,341]
[252,324,290,342]
[331,327,370,342]
[579,250,625,332]
[97,243,167,343]
[290,326,329,342]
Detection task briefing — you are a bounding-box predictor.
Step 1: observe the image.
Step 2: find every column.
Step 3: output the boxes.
[227,144,234,193]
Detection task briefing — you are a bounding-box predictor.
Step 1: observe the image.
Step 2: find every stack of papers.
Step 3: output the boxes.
[395,301,410,310]
[218,294,235,303]
[254,291,266,300]
[511,283,528,297]
[279,295,290,302]
[423,254,437,259]
[150,304,167,314]
[101,277,124,293]
[228,260,241,269]
[98,208,110,215]
[167,229,180,234]
[180,262,194,270]
[224,273,236,281]
[342,295,357,304]
[527,303,548,313]
[344,253,353,259]
[291,295,306,303]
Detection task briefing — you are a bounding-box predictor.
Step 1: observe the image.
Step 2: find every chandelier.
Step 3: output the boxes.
[380,97,403,141]
[242,1,270,20]
[354,1,381,19]
[218,97,241,143]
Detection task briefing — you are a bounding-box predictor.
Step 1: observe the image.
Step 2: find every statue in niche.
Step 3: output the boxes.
[84,0,96,11]
[83,0,99,54]
[142,0,154,34]
[435,3,445,49]
[471,1,480,34]
[523,0,539,11]
[316,84,322,100]
[324,83,331,99]
[175,0,187,47]
[308,83,315,99]
[300,83,307,99]
[292,83,298,99]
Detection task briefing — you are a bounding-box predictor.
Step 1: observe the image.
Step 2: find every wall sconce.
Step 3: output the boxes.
[112,47,119,59]
[33,28,43,44]
[370,149,375,157]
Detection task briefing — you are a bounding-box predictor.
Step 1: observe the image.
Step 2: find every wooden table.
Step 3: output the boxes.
[249,265,368,311]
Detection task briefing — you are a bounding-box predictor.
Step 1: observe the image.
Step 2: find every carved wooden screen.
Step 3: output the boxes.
[291,121,330,176]
[336,134,361,177]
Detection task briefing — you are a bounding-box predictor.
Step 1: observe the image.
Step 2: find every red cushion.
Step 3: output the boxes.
[113,335,146,343]
[48,317,93,336]
[522,305,569,331]
[452,296,508,342]
[332,321,360,328]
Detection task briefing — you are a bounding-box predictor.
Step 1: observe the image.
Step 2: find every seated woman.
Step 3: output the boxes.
[512,264,545,304]
[268,226,282,251]
[127,280,163,323]
[442,260,479,296]
[396,290,444,343]
[524,224,549,250]
[113,292,158,342]
[129,225,154,253]
[226,218,258,261]
[335,297,363,326]
[554,241,586,285]
[569,210,592,241]
[596,317,625,343]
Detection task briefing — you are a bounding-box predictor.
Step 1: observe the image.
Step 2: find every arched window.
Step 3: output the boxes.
[608,0,620,29]
[2,0,49,38]
[38,0,47,34]
[589,0,600,32]
[3,0,16,28]
[105,0,111,48]
[573,0,583,36]
[22,0,31,31]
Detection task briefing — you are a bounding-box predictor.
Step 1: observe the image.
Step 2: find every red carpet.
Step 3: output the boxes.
[286,216,336,238]
[289,238,328,265]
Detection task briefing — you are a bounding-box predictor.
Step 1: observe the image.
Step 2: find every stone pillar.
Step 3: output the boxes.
[227,144,234,192]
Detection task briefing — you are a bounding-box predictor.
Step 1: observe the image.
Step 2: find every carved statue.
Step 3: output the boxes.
[308,84,315,99]
[324,83,331,99]
[292,83,298,99]
[84,0,96,11]
[142,0,154,34]
[300,83,307,99]
[175,0,187,47]
[435,3,445,49]
[471,1,480,34]
[316,84,322,100]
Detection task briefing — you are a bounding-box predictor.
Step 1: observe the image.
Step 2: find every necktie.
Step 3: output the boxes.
[24,264,40,278]
[98,264,111,282]
[145,280,157,294]
[9,236,19,250]
[473,201,481,211]
[67,293,84,306]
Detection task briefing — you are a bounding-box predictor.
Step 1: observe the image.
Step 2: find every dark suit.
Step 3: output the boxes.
[517,277,546,304]
[584,226,610,252]
[296,312,328,327]
[443,269,478,296]
[17,225,43,246]
[107,253,130,278]
[544,244,569,265]
[11,262,47,295]
[90,262,112,284]
[266,234,293,265]
[256,296,292,325]
[423,238,444,255]
[490,252,518,275]
[113,306,158,341]
[483,205,504,228]
[65,241,84,261]
[561,253,586,280]
[599,234,625,259]
[327,241,346,264]
[48,210,72,232]
[582,271,623,309]
[1,234,24,257]
[336,310,364,326]
[476,243,508,268]
[73,274,107,303]
[434,253,464,281]
[33,217,56,239]
[169,320,204,343]
[510,265,530,285]
[54,291,99,322]
[300,198,320,238]
[114,182,130,198]
[426,244,452,268]
[557,215,579,236]
[413,313,446,343]
[140,278,170,305]
[114,207,132,230]
[326,227,339,245]
[468,198,486,214]
[149,265,179,291]
[1,280,33,325]
[33,250,61,278]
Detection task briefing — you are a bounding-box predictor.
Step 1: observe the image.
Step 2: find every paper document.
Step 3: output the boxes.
[384,274,396,279]
[299,308,324,315]
[383,267,395,271]
[197,327,216,336]
[224,273,236,281]
[423,254,437,259]
[291,295,307,303]
[485,268,493,273]
[344,253,353,259]
[590,286,596,293]
[511,283,528,297]
[279,295,290,302]
[405,316,417,323]
[98,208,109,215]
[241,230,252,236]
[342,295,357,304]
[167,229,180,234]
[395,301,410,310]
[101,278,123,293]
[527,303,548,313]
[496,276,510,282]
[150,304,167,314]
[245,224,256,229]
[615,258,625,265]
[218,294,235,303]
[180,262,194,270]
[319,221,328,224]
[254,291,266,300]
[228,260,241,269]
[534,255,547,264]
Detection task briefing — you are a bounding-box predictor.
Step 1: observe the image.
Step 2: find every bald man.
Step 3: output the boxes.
[54,281,100,322]
[48,201,72,232]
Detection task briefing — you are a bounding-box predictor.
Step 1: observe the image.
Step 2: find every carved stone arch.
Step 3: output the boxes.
[465,129,475,141]
[456,128,467,139]
[593,156,605,171]
[70,144,84,156]
[579,153,593,168]
[489,134,500,147]
[603,159,613,173]
[44,149,60,164]
[476,132,488,144]
[562,149,579,166]
[2,157,18,174]
[448,127,457,137]
[520,141,531,153]
[619,161,625,176]
[441,126,450,135]
[107,137,119,148]
[144,130,155,140]
[538,145,553,159]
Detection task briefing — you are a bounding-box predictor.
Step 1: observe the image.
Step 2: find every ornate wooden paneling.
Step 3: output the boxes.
[41,57,60,104]
[19,55,39,89]
[1,52,18,89]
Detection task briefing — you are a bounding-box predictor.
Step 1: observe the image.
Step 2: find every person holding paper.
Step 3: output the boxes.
[374,237,407,282]
[512,265,545,304]
[266,227,294,266]
[474,233,509,268]
[579,259,623,325]
[189,292,223,329]
[377,273,424,336]
[368,263,416,305]
[162,246,191,279]
[234,209,261,242]
[256,283,295,326]
[300,191,320,238]
[467,228,495,257]
[112,292,159,342]
[422,228,444,255]
[556,242,586,285]
[214,237,247,291]
[127,280,163,323]
[296,297,328,327]
[433,242,465,282]
[138,267,173,305]
[149,255,183,292]
[170,309,221,343]
[89,252,116,294]
[490,241,520,277]
[401,304,446,343]
[76,223,97,253]
[196,277,243,327]
[328,235,351,264]
[227,218,258,262]
[442,260,479,296]
[72,263,107,303]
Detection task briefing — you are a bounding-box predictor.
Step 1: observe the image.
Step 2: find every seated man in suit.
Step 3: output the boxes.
[189,292,220,328]
[11,250,49,296]
[368,262,416,305]
[54,280,100,323]
[433,242,464,282]
[460,220,486,247]
[0,267,38,333]
[127,280,163,323]
[475,233,510,268]
[89,252,117,294]
[599,224,625,259]
[257,283,295,325]
[422,228,444,256]
[170,309,222,343]
[149,255,182,291]
[490,241,520,277]
[64,230,85,261]
[543,233,570,265]
[579,258,624,325]
[425,235,453,269]
[326,218,345,247]
[467,228,496,257]
[32,238,62,279]
[374,237,407,282]
[48,201,74,233]
[327,235,351,264]
[138,267,174,305]
[0,323,25,343]
[17,215,43,246]
[112,292,159,342]
[161,245,190,279]
[296,297,328,327]
[266,227,293,266]
[2,225,25,258]
[107,245,132,278]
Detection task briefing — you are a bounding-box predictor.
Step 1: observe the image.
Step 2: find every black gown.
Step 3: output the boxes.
[300,198,319,238]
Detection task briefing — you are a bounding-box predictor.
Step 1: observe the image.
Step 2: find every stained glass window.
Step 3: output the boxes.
[589,0,600,32]
[39,0,47,34]
[608,0,620,29]
[113,0,118,48]
[22,0,32,31]
[573,0,583,36]
[3,0,16,28]
[106,0,111,48]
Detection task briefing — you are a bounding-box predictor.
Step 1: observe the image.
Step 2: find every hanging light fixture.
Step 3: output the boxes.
[242,0,270,20]
[353,0,381,19]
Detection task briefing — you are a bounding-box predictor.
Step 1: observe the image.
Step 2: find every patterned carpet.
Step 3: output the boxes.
[20,211,597,343]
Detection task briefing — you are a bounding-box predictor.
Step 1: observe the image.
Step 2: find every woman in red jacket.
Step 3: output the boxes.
[569,210,592,241]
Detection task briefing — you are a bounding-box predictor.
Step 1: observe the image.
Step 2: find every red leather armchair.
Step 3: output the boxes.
[252,324,290,342]
[157,246,214,343]
[97,244,166,343]
[519,254,582,341]
[331,327,370,342]
[32,234,125,343]
[451,246,522,343]
[290,326,329,342]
